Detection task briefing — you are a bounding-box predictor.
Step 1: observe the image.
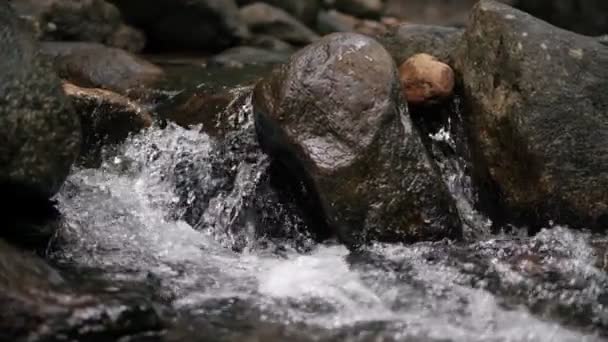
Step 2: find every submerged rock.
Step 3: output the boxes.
[0,2,80,199]
[240,3,320,46]
[12,0,146,52]
[0,238,163,341]
[210,46,291,67]
[42,41,164,94]
[109,0,249,51]
[254,32,461,246]
[377,24,463,65]
[399,53,455,105]
[455,0,608,231]
[63,83,153,165]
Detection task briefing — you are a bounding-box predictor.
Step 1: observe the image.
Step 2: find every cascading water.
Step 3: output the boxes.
[51,81,608,341]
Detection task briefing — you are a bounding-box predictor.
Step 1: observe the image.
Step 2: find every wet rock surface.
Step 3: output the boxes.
[240,3,320,46]
[63,83,153,165]
[377,24,463,65]
[236,0,321,26]
[12,0,146,52]
[456,0,608,232]
[254,33,461,246]
[0,2,80,200]
[109,0,249,52]
[42,41,164,94]
[210,46,291,68]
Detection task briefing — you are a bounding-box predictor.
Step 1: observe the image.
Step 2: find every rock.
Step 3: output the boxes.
[41,42,164,94]
[600,35,608,46]
[236,0,320,26]
[0,238,164,341]
[245,34,295,53]
[377,24,463,65]
[63,83,153,165]
[109,0,249,51]
[513,0,608,36]
[240,3,319,46]
[253,33,461,246]
[455,0,608,230]
[399,53,454,105]
[317,9,388,36]
[384,0,478,26]
[210,46,291,67]
[326,0,384,19]
[12,0,146,52]
[0,2,80,200]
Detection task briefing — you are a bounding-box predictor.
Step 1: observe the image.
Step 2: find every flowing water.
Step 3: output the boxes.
[48,68,608,341]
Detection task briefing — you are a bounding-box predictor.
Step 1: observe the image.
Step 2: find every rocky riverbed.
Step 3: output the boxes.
[1,0,607,341]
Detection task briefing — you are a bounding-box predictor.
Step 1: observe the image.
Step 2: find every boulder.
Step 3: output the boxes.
[253,33,461,246]
[377,24,463,65]
[240,3,319,46]
[12,0,146,52]
[513,0,608,36]
[326,0,384,19]
[245,34,295,53]
[41,42,164,94]
[0,2,80,199]
[236,0,320,26]
[455,0,608,230]
[399,53,455,105]
[63,83,153,164]
[384,0,478,26]
[109,0,249,51]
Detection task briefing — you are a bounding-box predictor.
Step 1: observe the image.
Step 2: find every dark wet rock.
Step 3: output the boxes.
[109,0,249,52]
[12,0,146,52]
[377,24,463,65]
[600,35,608,46]
[384,0,480,26]
[0,239,164,342]
[399,53,455,105]
[513,0,608,36]
[253,32,462,246]
[240,3,320,46]
[325,0,384,19]
[237,0,321,26]
[317,9,388,36]
[159,86,253,138]
[210,46,291,68]
[0,2,80,200]
[41,41,164,94]
[63,83,153,165]
[455,0,608,231]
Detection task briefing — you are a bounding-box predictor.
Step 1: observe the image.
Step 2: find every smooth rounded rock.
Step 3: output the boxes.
[254,32,461,246]
[399,53,455,105]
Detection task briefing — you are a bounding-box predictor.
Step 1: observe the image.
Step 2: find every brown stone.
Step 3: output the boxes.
[399,53,454,105]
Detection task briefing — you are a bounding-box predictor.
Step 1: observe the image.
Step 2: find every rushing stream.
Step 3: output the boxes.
[48,67,608,341]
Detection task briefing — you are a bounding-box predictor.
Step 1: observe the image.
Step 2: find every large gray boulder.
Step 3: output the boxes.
[240,3,319,46]
[109,0,249,51]
[0,2,80,199]
[253,33,462,246]
[455,0,608,230]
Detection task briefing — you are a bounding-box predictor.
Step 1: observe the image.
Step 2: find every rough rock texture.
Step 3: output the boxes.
[384,0,479,26]
[109,0,249,51]
[240,3,319,46]
[377,24,463,65]
[399,53,454,105]
[236,0,320,26]
[253,33,461,246]
[455,0,608,231]
[63,83,152,164]
[42,42,164,94]
[12,0,146,52]
[0,2,80,199]
[513,0,608,36]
